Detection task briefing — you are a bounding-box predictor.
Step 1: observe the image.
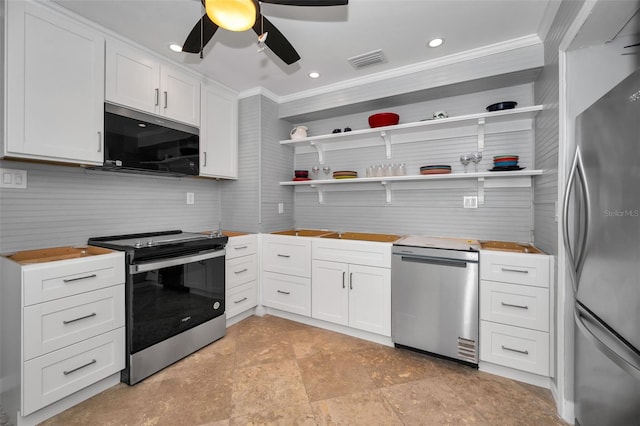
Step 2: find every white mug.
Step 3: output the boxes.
[290,126,308,140]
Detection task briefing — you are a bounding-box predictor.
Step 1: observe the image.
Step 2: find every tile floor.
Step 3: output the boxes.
[42,315,567,425]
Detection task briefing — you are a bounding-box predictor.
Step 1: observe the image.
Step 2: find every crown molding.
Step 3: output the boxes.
[277,34,543,104]
[238,86,280,103]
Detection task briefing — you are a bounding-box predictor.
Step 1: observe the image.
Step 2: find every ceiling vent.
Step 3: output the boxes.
[348,49,386,70]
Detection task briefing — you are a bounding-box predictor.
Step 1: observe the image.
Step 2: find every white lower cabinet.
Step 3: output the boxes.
[312,260,391,336]
[479,250,553,378]
[0,249,125,423]
[225,235,258,319]
[262,271,311,316]
[479,321,550,376]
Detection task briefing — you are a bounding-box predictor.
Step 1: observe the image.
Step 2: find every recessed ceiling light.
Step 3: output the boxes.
[428,38,444,48]
[308,71,320,79]
[169,44,183,52]
[138,123,147,128]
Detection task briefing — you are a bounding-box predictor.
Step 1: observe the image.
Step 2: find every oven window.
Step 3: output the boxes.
[130,255,224,353]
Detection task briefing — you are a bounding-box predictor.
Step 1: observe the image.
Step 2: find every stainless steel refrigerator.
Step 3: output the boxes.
[563,67,640,426]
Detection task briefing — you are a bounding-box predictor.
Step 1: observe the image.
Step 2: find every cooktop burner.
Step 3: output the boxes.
[88,230,228,262]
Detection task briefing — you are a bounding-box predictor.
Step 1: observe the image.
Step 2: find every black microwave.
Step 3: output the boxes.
[101,103,199,176]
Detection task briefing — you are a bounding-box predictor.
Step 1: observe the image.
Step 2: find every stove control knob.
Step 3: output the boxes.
[134,241,142,248]
[147,240,154,247]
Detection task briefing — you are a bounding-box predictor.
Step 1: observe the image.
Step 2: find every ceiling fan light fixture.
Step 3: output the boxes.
[205,0,256,32]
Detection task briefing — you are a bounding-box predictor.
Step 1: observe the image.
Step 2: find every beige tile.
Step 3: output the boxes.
[297,352,376,401]
[442,372,567,425]
[230,360,308,418]
[311,390,403,425]
[381,376,490,425]
[354,345,451,387]
[229,403,316,426]
[41,314,566,426]
[235,336,296,369]
[289,326,379,359]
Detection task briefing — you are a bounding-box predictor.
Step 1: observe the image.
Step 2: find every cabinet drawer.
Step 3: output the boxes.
[480,321,549,376]
[262,236,311,277]
[480,251,550,287]
[226,254,257,289]
[23,252,125,306]
[262,271,311,317]
[23,327,125,416]
[226,281,257,318]
[480,281,549,332]
[23,285,125,360]
[225,235,257,260]
[312,239,392,268]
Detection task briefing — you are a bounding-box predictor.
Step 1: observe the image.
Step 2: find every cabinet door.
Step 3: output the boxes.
[348,264,391,336]
[200,83,238,178]
[160,65,201,126]
[312,260,349,326]
[6,1,105,164]
[105,40,160,115]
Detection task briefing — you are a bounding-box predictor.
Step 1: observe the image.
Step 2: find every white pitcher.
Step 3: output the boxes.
[290,126,308,140]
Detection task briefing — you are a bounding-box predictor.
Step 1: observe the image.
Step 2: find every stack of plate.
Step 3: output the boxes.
[420,165,452,175]
[490,155,524,171]
[333,170,358,179]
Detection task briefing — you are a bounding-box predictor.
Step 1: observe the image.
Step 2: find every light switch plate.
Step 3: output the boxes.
[463,196,478,209]
[0,168,27,189]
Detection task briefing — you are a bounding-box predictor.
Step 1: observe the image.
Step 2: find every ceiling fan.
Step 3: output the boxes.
[182,0,348,65]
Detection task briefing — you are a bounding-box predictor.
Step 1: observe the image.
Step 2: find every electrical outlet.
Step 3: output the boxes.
[463,196,478,209]
[186,192,195,205]
[278,203,284,214]
[0,168,27,189]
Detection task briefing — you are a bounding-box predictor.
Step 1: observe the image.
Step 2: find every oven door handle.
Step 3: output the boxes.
[130,249,226,274]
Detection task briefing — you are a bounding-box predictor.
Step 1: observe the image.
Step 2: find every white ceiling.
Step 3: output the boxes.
[53,0,559,97]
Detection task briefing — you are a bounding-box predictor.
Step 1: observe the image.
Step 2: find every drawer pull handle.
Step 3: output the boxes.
[501,267,529,274]
[501,302,529,310]
[63,312,97,324]
[277,254,291,258]
[234,297,248,304]
[277,290,291,295]
[501,345,529,355]
[342,271,346,289]
[63,274,97,283]
[234,268,248,274]
[63,359,97,375]
[234,245,248,250]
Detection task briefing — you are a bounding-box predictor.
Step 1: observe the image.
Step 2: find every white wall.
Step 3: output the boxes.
[288,84,538,241]
[0,160,221,253]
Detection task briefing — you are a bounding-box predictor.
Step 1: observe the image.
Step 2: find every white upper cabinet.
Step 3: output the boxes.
[199,82,238,179]
[105,40,201,126]
[4,1,105,164]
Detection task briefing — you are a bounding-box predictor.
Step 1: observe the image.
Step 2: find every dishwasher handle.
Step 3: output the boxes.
[398,254,474,268]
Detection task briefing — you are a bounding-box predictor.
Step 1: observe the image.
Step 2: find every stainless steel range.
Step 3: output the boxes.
[88,230,228,384]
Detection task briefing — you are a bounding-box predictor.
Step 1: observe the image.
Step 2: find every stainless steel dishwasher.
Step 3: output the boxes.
[392,236,479,366]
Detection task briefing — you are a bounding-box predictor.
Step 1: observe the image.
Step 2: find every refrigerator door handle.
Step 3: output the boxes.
[575,303,640,381]
[562,147,590,293]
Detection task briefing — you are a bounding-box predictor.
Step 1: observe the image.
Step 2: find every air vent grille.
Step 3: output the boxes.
[348,49,386,70]
[457,337,477,362]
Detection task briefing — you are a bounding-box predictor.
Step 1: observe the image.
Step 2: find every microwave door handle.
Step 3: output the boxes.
[575,303,640,381]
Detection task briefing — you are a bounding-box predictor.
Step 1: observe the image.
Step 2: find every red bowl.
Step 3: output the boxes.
[368,113,400,128]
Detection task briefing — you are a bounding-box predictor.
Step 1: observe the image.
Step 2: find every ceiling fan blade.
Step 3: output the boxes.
[260,0,348,6]
[182,14,219,54]
[253,15,301,65]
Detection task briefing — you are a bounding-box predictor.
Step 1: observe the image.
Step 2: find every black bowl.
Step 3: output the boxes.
[486,101,518,112]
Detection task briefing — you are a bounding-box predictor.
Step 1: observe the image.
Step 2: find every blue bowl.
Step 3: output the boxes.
[494,160,518,167]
